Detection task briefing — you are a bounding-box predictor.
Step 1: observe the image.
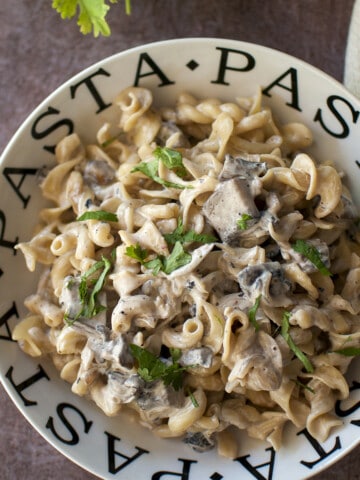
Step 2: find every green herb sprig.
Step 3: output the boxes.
[292,378,315,394]
[281,312,314,373]
[125,242,191,275]
[237,213,253,230]
[52,0,131,37]
[248,295,261,331]
[164,218,217,245]
[77,210,118,222]
[130,344,189,391]
[65,255,113,324]
[131,147,191,190]
[291,239,331,276]
[333,347,360,356]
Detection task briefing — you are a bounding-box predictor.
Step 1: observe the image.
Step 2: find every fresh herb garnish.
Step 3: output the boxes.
[125,241,192,275]
[292,378,315,394]
[186,388,200,408]
[291,239,331,276]
[101,134,123,148]
[281,312,314,373]
[248,295,261,331]
[77,210,118,222]
[65,256,112,324]
[237,213,253,230]
[164,218,217,245]
[333,347,360,356]
[125,244,149,263]
[131,147,190,189]
[153,147,187,178]
[52,0,131,37]
[129,344,188,391]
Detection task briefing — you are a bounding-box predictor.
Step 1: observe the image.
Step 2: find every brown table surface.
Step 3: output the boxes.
[1,1,359,479]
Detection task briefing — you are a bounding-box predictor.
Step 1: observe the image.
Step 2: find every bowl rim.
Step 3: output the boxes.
[1,37,359,480]
[2,36,360,163]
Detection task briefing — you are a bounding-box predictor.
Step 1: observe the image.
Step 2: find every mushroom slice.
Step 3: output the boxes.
[219,154,267,181]
[156,121,190,148]
[184,432,215,452]
[179,346,214,368]
[203,178,259,246]
[238,261,293,306]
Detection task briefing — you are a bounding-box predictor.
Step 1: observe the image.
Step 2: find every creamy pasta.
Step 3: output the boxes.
[14,86,360,457]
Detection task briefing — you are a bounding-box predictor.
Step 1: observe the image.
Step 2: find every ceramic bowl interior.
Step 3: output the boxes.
[1,38,359,480]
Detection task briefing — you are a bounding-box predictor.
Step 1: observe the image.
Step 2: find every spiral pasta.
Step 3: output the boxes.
[14,86,360,459]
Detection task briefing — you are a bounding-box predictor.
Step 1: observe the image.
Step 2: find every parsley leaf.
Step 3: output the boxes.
[333,347,360,356]
[131,147,190,189]
[164,218,218,245]
[125,244,149,263]
[281,312,314,373]
[65,256,112,324]
[77,210,118,222]
[248,295,261,331]
[186,388,200,408]
[237,213,253,230]
[125,242,192,275]
[129,344,188,391]
[52,0,130,37]
[161,241,192,274]
[292,378,315,394]
[291,239,331,276]
[153,147,187,178]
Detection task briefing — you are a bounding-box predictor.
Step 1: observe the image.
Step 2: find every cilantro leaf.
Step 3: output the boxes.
[161,241,192,274]
[65,256,112,324]
[131,158,159,179]
[153,147,187,178]
[129,344,189,391]
[77,210,118,222]
[131,147,191,189]
[125,244,149,263]
[187,389,200,408]
[292,239,331,276]
[333,347,360,356]
[125,242,191,275]
[52,0,130,37]
[292,378,315,394]
[248,295,261,331]
[164,218,217,245]
[237,213,253,230]
[281,312,314,373]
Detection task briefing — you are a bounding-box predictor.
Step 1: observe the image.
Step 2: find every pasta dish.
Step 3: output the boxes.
[14,87,360,458]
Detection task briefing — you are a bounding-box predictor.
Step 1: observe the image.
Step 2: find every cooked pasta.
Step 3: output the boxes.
[14,86,360,457]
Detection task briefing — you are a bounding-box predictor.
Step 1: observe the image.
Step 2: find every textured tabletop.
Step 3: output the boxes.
[0,1,359,479]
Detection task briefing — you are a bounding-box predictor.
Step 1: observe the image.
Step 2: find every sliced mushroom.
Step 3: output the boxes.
[203,178,260,246]
[156,121,190,148]
[179,346,213,368]
[83,159,116,186]
[88,333,134,370]
[219,154,267,181]
[59,275,83,321]
[238,261,293,306]
[183,432,215,452]
[107,372,143,403]
[136,379,185,410]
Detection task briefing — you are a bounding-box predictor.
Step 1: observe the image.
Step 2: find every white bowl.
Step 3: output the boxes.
[1,38,359,480]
